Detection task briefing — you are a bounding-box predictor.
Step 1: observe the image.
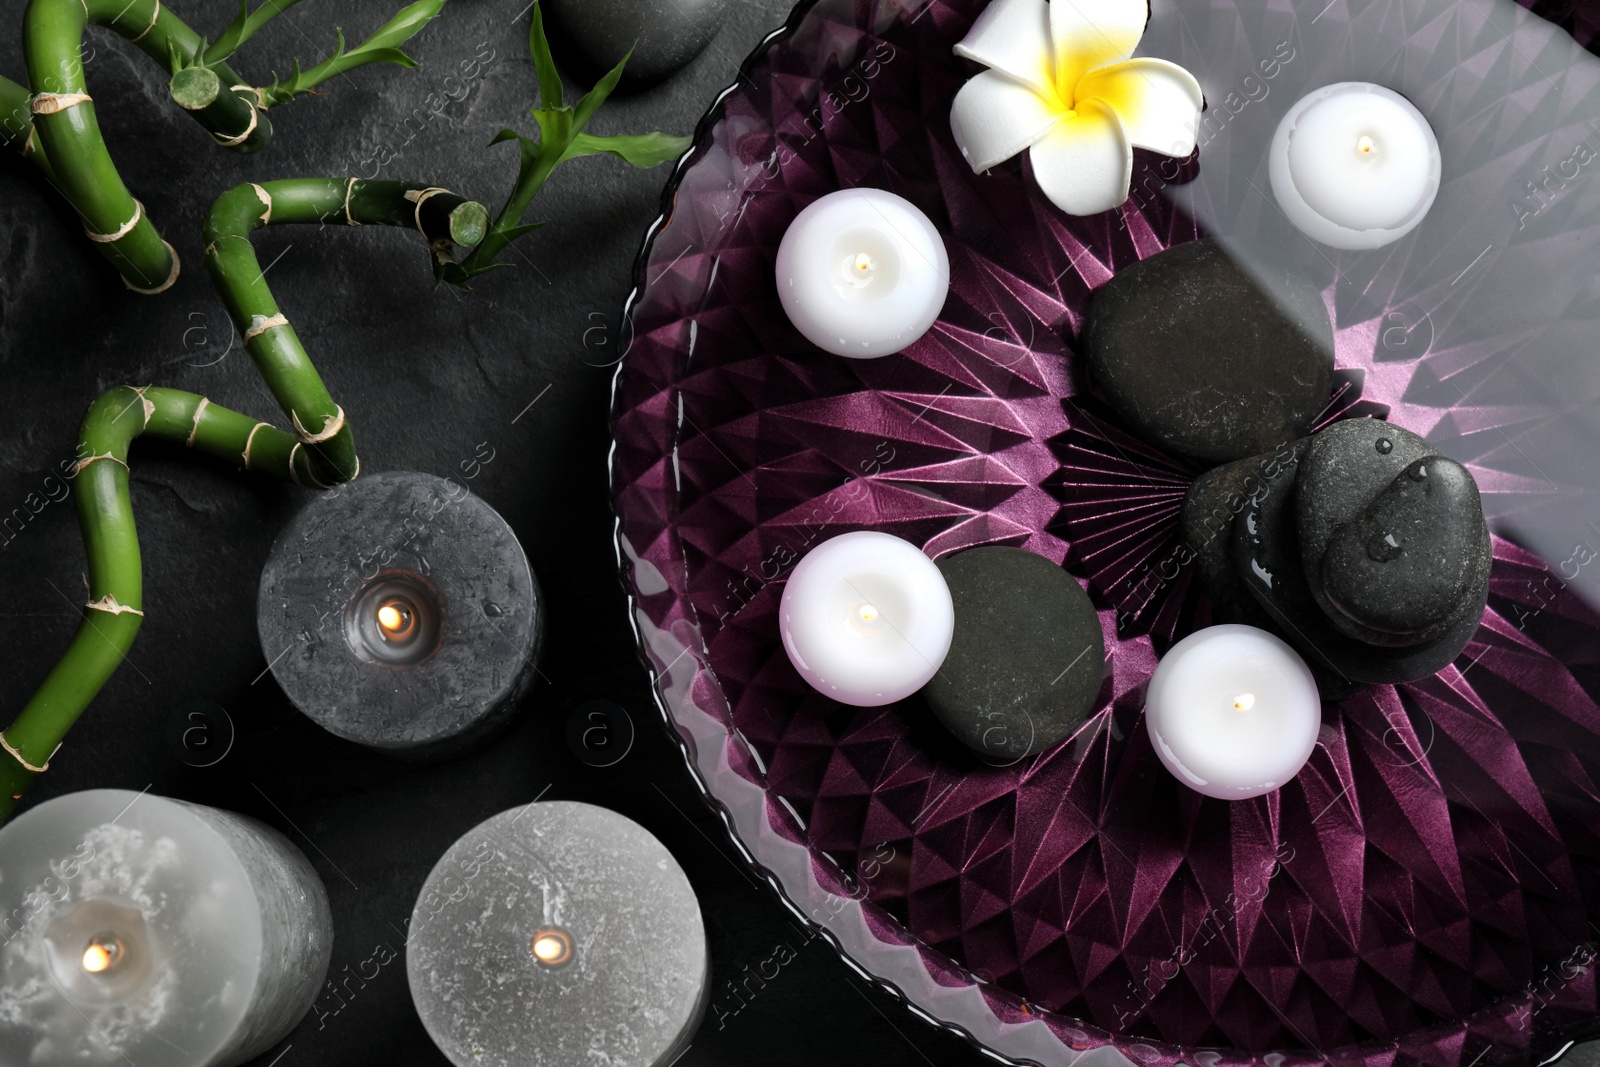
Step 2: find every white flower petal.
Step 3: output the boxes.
[1050,0,1148,88]
[1076,57,1203,156]
[1028,98,1133,215]
[953,0,1059,99]
[950,70,1064,173]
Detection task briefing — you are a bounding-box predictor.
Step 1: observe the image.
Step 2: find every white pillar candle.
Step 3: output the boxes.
[406,801,707,1067]
[1145,625,1322,800]
[0,789,332,1067]
[1269,82,1441,250]
[774,188,950,358]
[778,531,954,706]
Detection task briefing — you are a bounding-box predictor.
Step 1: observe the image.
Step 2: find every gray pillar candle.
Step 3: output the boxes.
[0,789,332,1067]
[257,471,543,759]
[406,801,708,1067]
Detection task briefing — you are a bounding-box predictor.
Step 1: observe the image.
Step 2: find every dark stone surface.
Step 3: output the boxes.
[1232,435,1483,686]
[922,547,1105,761]
[257,471,543,759]
[0,4,992,1065]
[1320,456,1492,645]
[1080,239,1335,464]
[1295,418,1439,614]
[1181,445,1296,629]
[543,0,729,84]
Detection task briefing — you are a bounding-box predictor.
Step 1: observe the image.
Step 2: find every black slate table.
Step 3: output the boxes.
[0,1,992,1063]
[4,3,1599,1066]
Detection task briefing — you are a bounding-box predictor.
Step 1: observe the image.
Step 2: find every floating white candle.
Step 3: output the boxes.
[779,531,954,706]
[774,188,950,358]
[1269,82,1441,250]
[406,801,707,1067]
[1145,625,1321,800]
[0,789,332,1067]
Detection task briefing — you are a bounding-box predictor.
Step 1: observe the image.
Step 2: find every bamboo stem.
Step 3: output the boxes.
[203,178,487,486]
[0,386,305,820]
[1,73,57,184]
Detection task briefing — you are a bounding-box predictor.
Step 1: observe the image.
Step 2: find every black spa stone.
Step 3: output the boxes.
[542,0,727,84]
[1231,442,1482,686]
[922,547,1104,762]
[1180,445,1298,629]
[1320,456,1492,645]
[1080,239,1334,464]
[257,471,543,760]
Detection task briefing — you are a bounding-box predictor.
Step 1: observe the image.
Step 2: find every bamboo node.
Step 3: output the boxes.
[72,453,130,475]
[242,421,271,470]
[85,200,144,243]
[0,734,48,775]
[86,594,144,617]
[22,127,39,157]
[245,312,289,341]
[288,442,310,487]
[344,177,361,226]
[31,92,92,115]
[292,405,346,444]
[231,84,268,111]
[131,0,161,42]
[405,187,452,236]
[123,241,181,295]
[211,102,259,147]
[129,385,155,428]
[251,183,273,224]
[187,397,210,447]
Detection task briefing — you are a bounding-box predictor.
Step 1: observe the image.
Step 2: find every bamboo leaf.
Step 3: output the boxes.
[561,131,691,169]
[258,0,444,105]
[203,0,308,66]
[572,47,631,131]
[528,2,564,111]
[358,0,448,52]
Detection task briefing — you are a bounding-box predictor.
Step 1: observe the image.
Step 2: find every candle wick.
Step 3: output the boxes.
[1233,693,1256,711]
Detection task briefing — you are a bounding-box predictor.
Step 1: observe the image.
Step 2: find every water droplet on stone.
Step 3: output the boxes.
[484,602,504,618]
[1375,437,1393,454]
[1408,462,1428,481]
[1367,531,1403,562]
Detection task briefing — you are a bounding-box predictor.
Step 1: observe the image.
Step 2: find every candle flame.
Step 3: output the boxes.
[857,603,879,623]
[531,927,574,968]
[81,935,124,975]
[852,253,874,275]
[1356,134,1377,157]
[1234,693,1256,711]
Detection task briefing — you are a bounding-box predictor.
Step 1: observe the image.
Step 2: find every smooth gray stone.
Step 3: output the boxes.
[543,0,728,84]
[1232,441,1483,685]
[1181,445,1297,629]
[1321,456,1492,644]
[1080,239,1334,464]
[1295,418,1439,622]
[923,547,1104,761]
[257,471,543,760]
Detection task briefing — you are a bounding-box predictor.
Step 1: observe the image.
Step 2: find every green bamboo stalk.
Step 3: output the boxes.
[203,178,488,486]
[0,386,307,820]
[22,0,274,291]
[1,73,57,184]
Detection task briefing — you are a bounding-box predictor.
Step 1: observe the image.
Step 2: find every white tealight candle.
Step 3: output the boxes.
[774,188,950,358]
[0,789,332,1067]
[1269,82,1441,250]
[1145,625,1322,800]
[778,531,954,706]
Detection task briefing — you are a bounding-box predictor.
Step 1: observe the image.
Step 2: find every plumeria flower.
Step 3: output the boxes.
[949,0,1204,216]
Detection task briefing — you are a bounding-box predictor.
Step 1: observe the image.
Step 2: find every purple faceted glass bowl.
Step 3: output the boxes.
[609,0,1600,1063]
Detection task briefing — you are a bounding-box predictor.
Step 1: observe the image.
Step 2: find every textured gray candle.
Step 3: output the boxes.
[0,789,333,1067]
[257,470,543,759]
[407,801,708,1067]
